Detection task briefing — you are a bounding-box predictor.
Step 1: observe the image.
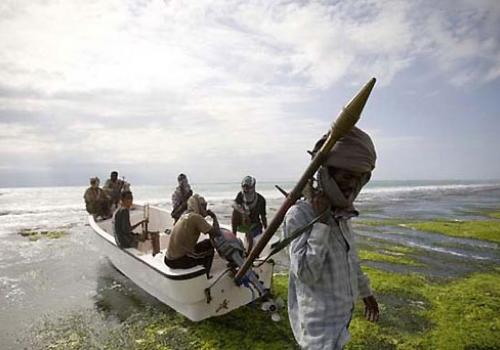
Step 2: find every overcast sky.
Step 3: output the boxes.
[0,0,499,187]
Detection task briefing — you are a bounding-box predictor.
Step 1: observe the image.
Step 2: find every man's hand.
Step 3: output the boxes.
[206,209,216,219]
[363,295,379,322]
[311,191,330,223]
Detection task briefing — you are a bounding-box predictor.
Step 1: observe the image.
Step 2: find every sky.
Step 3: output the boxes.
[0,0,499,187]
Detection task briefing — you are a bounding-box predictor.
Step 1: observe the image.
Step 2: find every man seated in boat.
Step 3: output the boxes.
[113,191,149,249]
[104,171,130,210]
[231,176,267,254]
[164,194,219,278]
[170,173,193,223]
[83,177,111,219]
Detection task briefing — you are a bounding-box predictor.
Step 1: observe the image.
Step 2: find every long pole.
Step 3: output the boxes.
[234,77,377,283]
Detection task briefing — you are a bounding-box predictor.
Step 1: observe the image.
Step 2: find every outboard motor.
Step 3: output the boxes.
[212,228,268,296]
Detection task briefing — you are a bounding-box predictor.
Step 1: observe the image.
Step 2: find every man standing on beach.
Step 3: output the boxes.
[231,176,267,254]
[284,127,379,349]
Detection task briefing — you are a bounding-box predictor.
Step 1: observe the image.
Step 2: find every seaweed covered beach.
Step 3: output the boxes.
[1,181,499,349]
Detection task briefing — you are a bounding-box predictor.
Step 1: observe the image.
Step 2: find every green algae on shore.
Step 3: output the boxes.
[406,220,500,243]
[424,273,500,350]
[483,209,500,219]
[30,269,500,350]
[355,219,410,227]
[357,218,500,243]
[19,229,67,241]
[349,268,500,350]
[358,249,422,266]
[31,275,297,350]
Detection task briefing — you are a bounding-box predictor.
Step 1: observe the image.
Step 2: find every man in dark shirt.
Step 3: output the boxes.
[170,173,193,223]
[114,191,148,248]
[231,176,267,254]
[104,171,130,209]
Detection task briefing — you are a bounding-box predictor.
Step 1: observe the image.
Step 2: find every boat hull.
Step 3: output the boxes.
[89,205,275,321]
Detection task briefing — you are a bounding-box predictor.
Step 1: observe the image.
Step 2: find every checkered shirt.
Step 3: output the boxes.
[284,200,372,350]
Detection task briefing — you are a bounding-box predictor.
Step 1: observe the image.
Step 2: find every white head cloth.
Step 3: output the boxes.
[314,127,376,210]
[187,194,206,215]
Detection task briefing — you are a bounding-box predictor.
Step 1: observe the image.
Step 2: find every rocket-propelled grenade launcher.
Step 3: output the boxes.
[234,77,377,283]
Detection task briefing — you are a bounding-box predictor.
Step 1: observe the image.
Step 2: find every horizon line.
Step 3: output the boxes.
[1,178,500,190]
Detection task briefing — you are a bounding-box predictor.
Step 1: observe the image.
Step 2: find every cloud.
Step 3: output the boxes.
[0,0,499,185]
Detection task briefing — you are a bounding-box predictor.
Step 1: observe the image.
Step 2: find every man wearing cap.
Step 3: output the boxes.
[231,176,267,255]
[284,127,380,349]
[165,194,219,278]
[171,173,193,223]
[83,177,111,219]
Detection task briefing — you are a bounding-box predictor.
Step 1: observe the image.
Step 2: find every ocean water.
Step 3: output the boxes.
[0,180,499,349]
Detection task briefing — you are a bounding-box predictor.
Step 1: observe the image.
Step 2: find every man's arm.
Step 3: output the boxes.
[117,209,147,234]
[231,192,246,213]
[103,180,112,191]
[131,218,148,232]
[83,189,91,203]
[346,221,379,322]
[171,189,192,219]
[206,210,220,237]
[260,196,267,229]
[171,189,181,208]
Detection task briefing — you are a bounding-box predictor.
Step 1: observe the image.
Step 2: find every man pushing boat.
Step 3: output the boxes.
[231,176,268,255]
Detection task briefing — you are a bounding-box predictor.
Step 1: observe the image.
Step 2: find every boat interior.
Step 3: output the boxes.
[95,205,256,279]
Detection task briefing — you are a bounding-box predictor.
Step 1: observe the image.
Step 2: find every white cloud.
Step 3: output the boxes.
[0,0,499,184]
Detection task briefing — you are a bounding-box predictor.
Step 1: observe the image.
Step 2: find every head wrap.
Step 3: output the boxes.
[176,173,191,193]
[241,176,257,205]
[314,127,376,209]
[241,176,256,187]
[187,194,207,215]
[313,127,376,172]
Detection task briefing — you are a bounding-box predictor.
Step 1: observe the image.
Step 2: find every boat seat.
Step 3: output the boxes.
[141,251,207,280]
[136,234,169,255]
[163,264,207,280]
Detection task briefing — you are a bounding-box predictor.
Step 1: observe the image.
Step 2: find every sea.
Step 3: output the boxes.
[0,180,499,349]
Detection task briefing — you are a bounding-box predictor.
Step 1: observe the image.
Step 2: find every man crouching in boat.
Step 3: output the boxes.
[284,127,379,350]
[164,194,219,278]
[113,191,149,248]
[84,177,111,219]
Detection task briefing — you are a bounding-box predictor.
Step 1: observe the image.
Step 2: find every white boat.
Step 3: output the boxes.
[89,204,276,321]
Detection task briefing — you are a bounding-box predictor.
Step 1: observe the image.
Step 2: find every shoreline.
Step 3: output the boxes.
[23,211,500,350]
[1,184,499,349]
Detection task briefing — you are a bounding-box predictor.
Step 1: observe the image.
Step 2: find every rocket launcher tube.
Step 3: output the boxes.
[234,77,376,283]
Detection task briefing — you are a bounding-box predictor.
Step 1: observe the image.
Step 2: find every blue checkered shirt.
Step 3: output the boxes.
[284,200,372,350]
